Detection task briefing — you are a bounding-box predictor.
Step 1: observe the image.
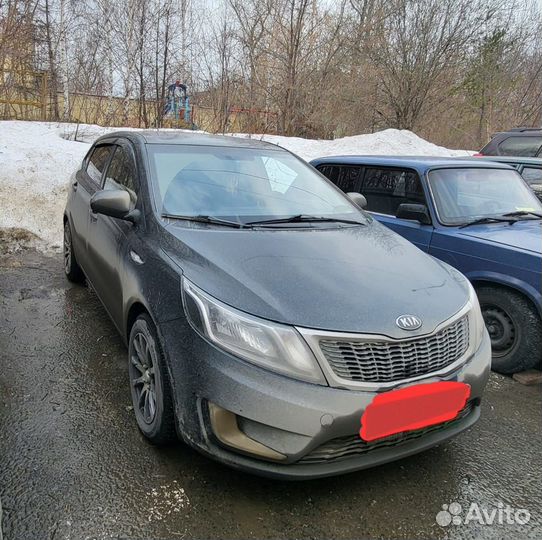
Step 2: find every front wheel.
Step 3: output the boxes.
[128,314,176,444]
[477,286,542,374]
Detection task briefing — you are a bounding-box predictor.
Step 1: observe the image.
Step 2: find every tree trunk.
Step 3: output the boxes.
[44,0,60,120]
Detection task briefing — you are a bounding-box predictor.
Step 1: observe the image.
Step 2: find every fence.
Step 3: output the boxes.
[0,69,278,134]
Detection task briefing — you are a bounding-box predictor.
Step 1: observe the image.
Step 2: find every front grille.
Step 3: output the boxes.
[320,315,469,384]
[299,401,475,464]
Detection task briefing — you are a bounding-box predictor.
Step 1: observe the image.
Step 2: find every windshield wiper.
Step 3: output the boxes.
[501,210,542,219]
[459,216,518,229]
[162,214,247,229]
[246,214,366,226]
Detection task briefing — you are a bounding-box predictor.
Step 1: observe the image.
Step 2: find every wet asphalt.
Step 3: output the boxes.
[0,249,541,540]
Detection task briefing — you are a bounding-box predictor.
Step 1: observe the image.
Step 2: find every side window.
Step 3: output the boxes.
[317,165,364,193]
[521,167,542,185]
[86,145,114,184]
[103,146,138,208]
[498,137,542,157]
[521,167,542,201]
[361,168,425,216]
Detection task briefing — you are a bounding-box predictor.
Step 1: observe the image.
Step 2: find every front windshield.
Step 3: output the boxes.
[428,167,542,225]
[147,144,361,222]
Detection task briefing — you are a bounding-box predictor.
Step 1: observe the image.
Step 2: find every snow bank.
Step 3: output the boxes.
[0,120,470,251]
[233,129,471,161]
[0,122,90,251]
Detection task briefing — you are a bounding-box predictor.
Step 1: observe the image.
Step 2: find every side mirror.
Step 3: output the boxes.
[90,189,140,224]
[396,203,431,225]
[347,192,367,209]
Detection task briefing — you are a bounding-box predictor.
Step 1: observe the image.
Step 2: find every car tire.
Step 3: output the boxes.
[63,220,85,283]
[128,314,177,444]
[477,286,542,374]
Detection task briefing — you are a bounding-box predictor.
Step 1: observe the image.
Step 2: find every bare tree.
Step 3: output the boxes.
[367,0,487,130]
[42,0,59,119]
[1,0,541,143]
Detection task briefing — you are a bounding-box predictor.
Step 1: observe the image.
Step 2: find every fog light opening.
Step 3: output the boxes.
[208,402,287,462]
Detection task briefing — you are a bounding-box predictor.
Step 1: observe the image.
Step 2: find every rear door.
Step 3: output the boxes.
[71,144,115,271]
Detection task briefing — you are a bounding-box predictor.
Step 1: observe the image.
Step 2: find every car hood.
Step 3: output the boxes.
[457,220,542,254]
[161,220,470,337]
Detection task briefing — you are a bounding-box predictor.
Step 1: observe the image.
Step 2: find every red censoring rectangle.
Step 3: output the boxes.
[360,381,471,442]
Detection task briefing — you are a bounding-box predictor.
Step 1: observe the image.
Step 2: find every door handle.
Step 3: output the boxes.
[72,181,78,191]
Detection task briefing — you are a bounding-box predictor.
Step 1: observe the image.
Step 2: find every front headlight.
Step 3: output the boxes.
[182,277,326,384]
[467,281,485,350]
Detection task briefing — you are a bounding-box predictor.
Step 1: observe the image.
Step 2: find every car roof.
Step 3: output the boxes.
[494,128,542,136]
[474,156,542,166]
[489,130,542,141]
[309,155,515,172]
[95,130,283,151]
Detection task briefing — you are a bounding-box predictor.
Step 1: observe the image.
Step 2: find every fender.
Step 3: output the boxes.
[124,295,156,344]
[466,270,542,318]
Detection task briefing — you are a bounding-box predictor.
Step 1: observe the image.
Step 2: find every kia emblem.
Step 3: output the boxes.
[396,315,422,331]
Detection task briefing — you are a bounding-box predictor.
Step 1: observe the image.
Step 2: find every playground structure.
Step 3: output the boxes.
[162,80,194,128]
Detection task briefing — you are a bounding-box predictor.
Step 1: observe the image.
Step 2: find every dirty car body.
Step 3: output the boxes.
[63,133,490,479]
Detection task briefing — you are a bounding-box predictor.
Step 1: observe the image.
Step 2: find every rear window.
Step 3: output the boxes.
[498,136,542,157]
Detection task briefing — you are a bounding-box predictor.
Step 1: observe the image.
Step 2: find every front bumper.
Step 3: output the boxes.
[162,320,491,479]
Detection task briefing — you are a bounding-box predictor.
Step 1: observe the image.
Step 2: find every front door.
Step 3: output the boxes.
[86,142,141,330]
[70,145,115,271]
[360,166,434,251]
[316,163,434,251]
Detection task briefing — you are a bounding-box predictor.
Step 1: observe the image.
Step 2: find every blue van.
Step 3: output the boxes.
[311,156,542,374]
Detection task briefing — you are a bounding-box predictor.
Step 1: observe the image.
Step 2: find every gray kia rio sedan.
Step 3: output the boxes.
[63,131,491,479]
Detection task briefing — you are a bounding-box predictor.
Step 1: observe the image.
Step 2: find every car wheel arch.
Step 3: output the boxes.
[63,212,73,231]
[470,277,541,318]
[125,301,180,412]
[126,301,155,343]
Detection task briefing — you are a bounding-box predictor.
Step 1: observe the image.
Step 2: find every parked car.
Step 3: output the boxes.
[476,128,542,157]
[473,156,542,202]
[63,133,490,479]
[311,156,542,375]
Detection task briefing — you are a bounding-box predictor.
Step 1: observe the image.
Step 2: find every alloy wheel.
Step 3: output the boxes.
[63,223,72,274]
[130,332,157,424]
